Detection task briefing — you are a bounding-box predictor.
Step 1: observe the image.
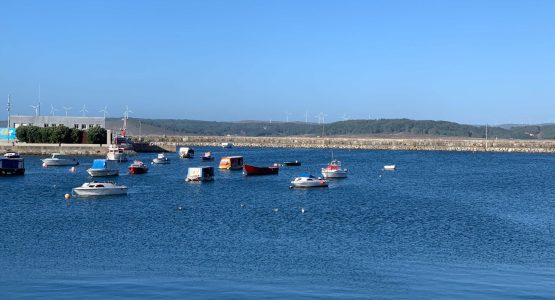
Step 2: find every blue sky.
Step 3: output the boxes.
[1,0,554,124]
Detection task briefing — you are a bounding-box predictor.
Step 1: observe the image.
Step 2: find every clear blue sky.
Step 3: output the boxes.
[1,0,554,124]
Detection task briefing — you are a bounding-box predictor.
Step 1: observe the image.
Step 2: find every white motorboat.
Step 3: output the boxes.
[87,159,119,177]
[221,142,233,148]
[384,165,396,171]
[42,153,79,166]
[290,174,328,188]
[106,145,129,162]
[152,153,170,164]
[321,159,348,178]
[72,181,128,197]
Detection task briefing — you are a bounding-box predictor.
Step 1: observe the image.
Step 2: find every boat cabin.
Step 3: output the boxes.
[219,156,243,170]
[0,152,25,175]
[179,147,194,158]
[186,166,215,182]
[91,159,118,170]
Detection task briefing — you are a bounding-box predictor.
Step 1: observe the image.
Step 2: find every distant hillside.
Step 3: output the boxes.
[2,118,551,139]
[103,118,555,139]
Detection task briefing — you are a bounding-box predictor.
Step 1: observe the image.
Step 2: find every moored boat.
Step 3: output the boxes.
[290,173,328,188]
[219,156,243,170]
[42,153,79,166]
[128,160,149,174]
[152,153,170,164]
[321,159,348,178]
[179,147,194,158]
[0,152,25,176]
[283,160,301,166]
[243,164,279,176]
[185,166,215,182]
[72,181,128,197]
[221,142,233,148]
[106,145,129,162]
[87,159,119,177]
[201,151,214,161]
[384,165,396,171]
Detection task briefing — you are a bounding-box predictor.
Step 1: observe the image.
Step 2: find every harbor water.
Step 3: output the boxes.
[1,147,554,299]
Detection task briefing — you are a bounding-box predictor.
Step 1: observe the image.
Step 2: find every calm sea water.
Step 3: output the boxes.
[1,147,554,299]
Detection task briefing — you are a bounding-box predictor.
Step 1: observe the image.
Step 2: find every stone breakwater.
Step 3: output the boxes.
[145,136,555,153]
[3,136,555,154]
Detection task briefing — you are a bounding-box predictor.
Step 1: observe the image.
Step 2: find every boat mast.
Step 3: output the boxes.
[7,95,11,143]
[485,124,488,151]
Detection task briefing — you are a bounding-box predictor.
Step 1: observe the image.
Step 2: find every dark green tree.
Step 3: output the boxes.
[87,127,107,144]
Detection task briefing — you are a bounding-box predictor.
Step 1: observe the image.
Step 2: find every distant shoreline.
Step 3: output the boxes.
[2,135,555,155]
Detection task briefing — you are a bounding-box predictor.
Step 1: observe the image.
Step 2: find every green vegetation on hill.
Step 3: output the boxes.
[102,118,555,139]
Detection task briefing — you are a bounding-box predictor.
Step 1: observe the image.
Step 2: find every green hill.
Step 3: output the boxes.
[102,118,555,140]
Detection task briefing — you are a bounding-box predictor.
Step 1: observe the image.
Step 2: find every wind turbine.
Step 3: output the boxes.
[62,106,72,117]
[285,112,292,122]
[30,104,39,116]
[79,104,88,116]
[99,106,109,118]
[122,105,132,134]
[50,104,59,116]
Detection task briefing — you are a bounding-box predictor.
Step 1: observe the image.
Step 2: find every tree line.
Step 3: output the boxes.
[15,125,107,144]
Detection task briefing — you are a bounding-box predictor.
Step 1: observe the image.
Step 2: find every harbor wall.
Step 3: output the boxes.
[147,136,555,153]
[3,136,555,154]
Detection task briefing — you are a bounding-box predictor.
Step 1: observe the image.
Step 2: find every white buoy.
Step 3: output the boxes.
[64,193,71,200]
[301,207,305,214]
[42,162,47,168]
[69,166,76,173]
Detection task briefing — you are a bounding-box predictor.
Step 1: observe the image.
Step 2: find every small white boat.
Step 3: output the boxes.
[384,165,396,171]
[321,159,348,178]
[290,174,328,188]
[152,153,170,164]
[87,159,119,177]
[221,142,233,148]
[72,181,128,197]
[42,153,79,166]
[106,145,129,162]
[185,166,215,182]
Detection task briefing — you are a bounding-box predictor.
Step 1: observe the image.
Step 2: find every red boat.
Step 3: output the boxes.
[243,164,279,176]
[128,160,149,174]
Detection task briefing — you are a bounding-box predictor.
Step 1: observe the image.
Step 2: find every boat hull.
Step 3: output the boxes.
[243,164,279,176]
[290,181,328,188]
[106,153,128,162]
[128,166,148,174]
[152,159,170,164]
[87,169,119,177]
[73,187,128,196]
[283,161,301,166]
[0,168,25,176]
[321,170,348,178]
[185,176,214,182]
[42,159,79,166]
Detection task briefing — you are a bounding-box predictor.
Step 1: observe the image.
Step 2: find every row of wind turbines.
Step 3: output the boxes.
[281,111,354,124]
[28,103,131,119]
